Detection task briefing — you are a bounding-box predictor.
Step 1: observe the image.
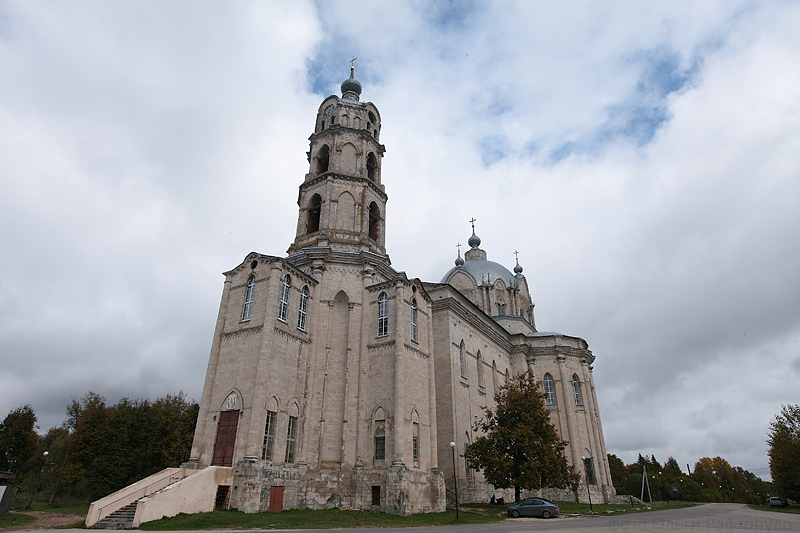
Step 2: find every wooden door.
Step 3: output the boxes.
[211,411,239,466]
[268,486,284,512]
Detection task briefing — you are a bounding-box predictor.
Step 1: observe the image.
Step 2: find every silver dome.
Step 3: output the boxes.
[441,258,516,286]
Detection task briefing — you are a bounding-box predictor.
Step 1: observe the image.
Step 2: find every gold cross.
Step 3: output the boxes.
[350,56,357,70]
[469,217,476,229]
[514,250,519,261]
[457,243,461,255]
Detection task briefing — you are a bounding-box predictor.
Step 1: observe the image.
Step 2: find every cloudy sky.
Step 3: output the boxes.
[2,1,799,481]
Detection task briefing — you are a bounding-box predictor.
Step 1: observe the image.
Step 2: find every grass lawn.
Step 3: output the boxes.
[139,507,504,530]
[747,504,800,515]
[0,512,37,530]
[0,501,90,530]
[556,499,695,516]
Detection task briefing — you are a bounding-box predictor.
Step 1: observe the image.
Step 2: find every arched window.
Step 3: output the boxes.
[306,194,321,234]
[410,299,418,343]
[278,275,291,322]
[459,341,466,379]
[285,414,298,463]
[368,202,380,241]
[505,369,510,384]
[492,360,497,393]
[374,427,385,461]
[316,145,330,174]
[262,409,276,461]
[476,351,483,388]
[241,275,255,321]
[367,152,377,182]
[373,406,386,463]
[377,292,388,337]
[543,373,556,406]
[572,374,583,406]
[297,286,309,331]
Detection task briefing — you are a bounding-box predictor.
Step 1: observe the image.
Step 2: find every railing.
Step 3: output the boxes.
[94,468,190,522]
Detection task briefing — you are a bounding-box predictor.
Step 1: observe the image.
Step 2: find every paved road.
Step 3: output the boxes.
[21,504,800,533]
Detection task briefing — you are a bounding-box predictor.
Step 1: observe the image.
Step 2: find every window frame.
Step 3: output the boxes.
[459,341,466,379]
[297,286,309,331]
[374,427,385,462]
[285,415,297,463]
[410,299,418,343]
[278,275,291,322]
[377,292,388,337]
[572,374,583,406]
[543,374,557,406]
[241,276,255,322]
[261,410,276,461]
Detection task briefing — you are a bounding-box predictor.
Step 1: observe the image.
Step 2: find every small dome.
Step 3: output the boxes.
[455,252,465,267]
[467,229,481,248]
[341,69,362,97]
[514,258,523,274]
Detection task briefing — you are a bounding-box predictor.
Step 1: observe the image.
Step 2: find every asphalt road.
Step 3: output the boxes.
[23,503,800,533]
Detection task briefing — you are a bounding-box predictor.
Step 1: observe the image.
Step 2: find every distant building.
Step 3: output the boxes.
[187,67,615,514]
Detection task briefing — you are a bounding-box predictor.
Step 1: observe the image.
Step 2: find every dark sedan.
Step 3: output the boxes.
[507,497,560,518]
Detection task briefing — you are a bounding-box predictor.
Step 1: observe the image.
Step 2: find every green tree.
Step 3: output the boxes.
[0,405,38,473]
[767,404,800,501]
[464,370,580,502]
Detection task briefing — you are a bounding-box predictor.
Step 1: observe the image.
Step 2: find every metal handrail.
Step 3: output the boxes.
[97,468,189,518]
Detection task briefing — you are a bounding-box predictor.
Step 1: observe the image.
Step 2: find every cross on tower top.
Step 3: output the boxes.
[457,243,461,254]
[514,250,519,261]
[469,217,476,229]
[350,56,357,71]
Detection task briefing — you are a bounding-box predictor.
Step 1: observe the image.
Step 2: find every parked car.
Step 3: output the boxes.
[507,498,559,518]
[769,497,788,508]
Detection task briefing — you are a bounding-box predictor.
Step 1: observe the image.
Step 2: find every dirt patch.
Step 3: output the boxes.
[9,511,85,530]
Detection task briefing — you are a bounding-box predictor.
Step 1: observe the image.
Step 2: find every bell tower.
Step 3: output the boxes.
[288,65,388,256]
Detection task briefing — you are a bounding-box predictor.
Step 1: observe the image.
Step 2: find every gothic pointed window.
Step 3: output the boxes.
[572,374,583,406]
[410,299,418,343]
[306,194,321,234]
[316,145,330,174]
[367,152,377,182]
[368,202,380,241]
[543,373,556,406]
[297,286,309,331]
[374,427,385,461]
[377,292,388,337]
[241,275,255,321]
[278,275,291,322]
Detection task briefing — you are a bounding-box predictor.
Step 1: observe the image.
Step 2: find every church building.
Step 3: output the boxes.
[187,66,616,515]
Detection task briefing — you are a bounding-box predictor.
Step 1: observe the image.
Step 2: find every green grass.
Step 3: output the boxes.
[140,507,503,530]
[0,512,37,530]
[747,504,800,515]
[551,500,696,516]
[20,501,90,516]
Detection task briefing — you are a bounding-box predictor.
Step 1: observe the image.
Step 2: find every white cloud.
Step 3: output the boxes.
[1,0,798,482]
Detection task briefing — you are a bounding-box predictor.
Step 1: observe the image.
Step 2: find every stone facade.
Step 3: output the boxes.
[188,68,614,515]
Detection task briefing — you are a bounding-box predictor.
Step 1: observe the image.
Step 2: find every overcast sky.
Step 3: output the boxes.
[2,1,799,482]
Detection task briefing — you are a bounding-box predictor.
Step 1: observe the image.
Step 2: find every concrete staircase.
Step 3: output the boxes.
[92,501,138,529]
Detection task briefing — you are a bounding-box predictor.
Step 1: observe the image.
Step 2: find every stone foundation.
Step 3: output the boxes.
[230,459,445,515]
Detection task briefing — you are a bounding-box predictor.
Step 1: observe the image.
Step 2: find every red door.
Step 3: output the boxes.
[211,411,239,466]
[269,486,284,512]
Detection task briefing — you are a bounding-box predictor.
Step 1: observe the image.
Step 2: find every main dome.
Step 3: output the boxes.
[441,258,516,286]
